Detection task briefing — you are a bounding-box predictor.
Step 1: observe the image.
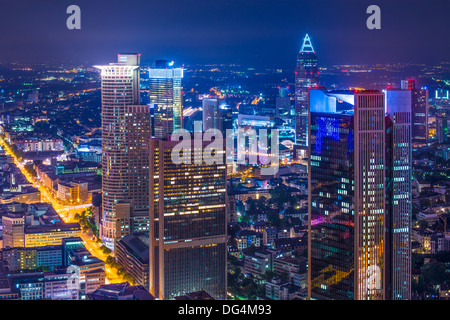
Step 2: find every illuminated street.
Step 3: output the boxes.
[0,137,126,284]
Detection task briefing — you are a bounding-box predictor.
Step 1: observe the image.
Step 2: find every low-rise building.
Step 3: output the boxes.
[116,233,149,289]
[87,282,154,300]
[25,223,81,247]
[234,230,262,251]
[243,250,272,277]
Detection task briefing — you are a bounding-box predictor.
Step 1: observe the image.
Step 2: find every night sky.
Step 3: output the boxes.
[0,0,449,68]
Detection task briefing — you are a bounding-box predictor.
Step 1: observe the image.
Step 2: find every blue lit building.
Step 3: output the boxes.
[308,89,386,300]
[148,60,183,140]
[383,89,412,300]
[308,88,412,300]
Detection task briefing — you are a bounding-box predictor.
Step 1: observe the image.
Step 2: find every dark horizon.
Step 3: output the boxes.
[0,0,449,69]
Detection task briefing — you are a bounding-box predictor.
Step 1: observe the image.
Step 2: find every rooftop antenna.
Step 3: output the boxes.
[300,34,315,53]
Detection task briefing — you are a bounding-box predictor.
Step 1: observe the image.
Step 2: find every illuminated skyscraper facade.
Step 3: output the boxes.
[401,79,428,146]
[202,97,232,134]
[295,34,319,149]
[149,60,183,140]
[148,138,227,300]
[95,54,151,250]
[202,98,221,132]
[384,89,412,300]
[308,89,386,300]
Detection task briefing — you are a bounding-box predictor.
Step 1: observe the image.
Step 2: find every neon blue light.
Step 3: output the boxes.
[316,117,339,154]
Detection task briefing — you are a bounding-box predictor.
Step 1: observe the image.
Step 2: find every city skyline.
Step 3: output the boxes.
[0,0,448,305]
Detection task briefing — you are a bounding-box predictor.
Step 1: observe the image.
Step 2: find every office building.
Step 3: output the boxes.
[116,232,149,289]
[149,60,183,140]
[384,89,412,300]
[95,54,151,250]
[148,138,227,300]
[44,267,79,300]
[1,245,62,271]
[87,282,154,300]
[401,79,428,146]
[70,255,105,298]
[295,34,319,151]
[24,224,81,247]
[202,97,232,135]
[7,271,45,300]
[276,87,292,119]
[308,89,386,300]
[436,116,448,143]
[2,214,25,248]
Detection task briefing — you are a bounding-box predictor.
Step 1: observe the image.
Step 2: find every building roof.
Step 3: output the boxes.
[174,291,214,300]
[117,232,149,264]
[88,282,154,300]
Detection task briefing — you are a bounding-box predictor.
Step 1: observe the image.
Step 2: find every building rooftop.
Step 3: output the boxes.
[87,282,154,300]
[174,290,214,300]
[117,232,149,264]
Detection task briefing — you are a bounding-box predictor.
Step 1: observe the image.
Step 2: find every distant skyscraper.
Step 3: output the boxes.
[276,87,291,118]
[295,34,319,150]
[149,60,183,140]
[202,98,222,132]
[436,116,448,143]
[384,89,412,300]
[202,97,231,134]
[308,89,386,300]
[401,79,428,146]
[148,138,227,300]
[95,54,151,250]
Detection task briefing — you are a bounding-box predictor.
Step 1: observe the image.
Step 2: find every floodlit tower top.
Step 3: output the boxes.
[300,34,315,53]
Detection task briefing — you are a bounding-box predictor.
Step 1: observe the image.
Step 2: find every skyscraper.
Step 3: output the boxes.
[384,89,412,300]
[202,97,232,134]
[276,87,291,119]
[95,54,151,250]
[308,89,386,300]
[202,98,222,132]
[308,88,413,300]
[436,116,449,144]
[401,79,428,146]
[295,34,319,152]
[148,137,227,300]
[149,60,183,140]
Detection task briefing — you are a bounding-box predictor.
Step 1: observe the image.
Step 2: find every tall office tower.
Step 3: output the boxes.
[295,34,319,151]
[384,89,412,300]
[436,116,449,143]
[95,54,151,250]
[401,79,428,146]
[276,87,291,118]
[149,60,183,140]
[308,89,386,300]
[202,98,222,132]
[202,97,231,134]
[148,138,227,300]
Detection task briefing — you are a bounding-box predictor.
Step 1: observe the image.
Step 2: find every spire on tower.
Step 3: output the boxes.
[300,34,315,53]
